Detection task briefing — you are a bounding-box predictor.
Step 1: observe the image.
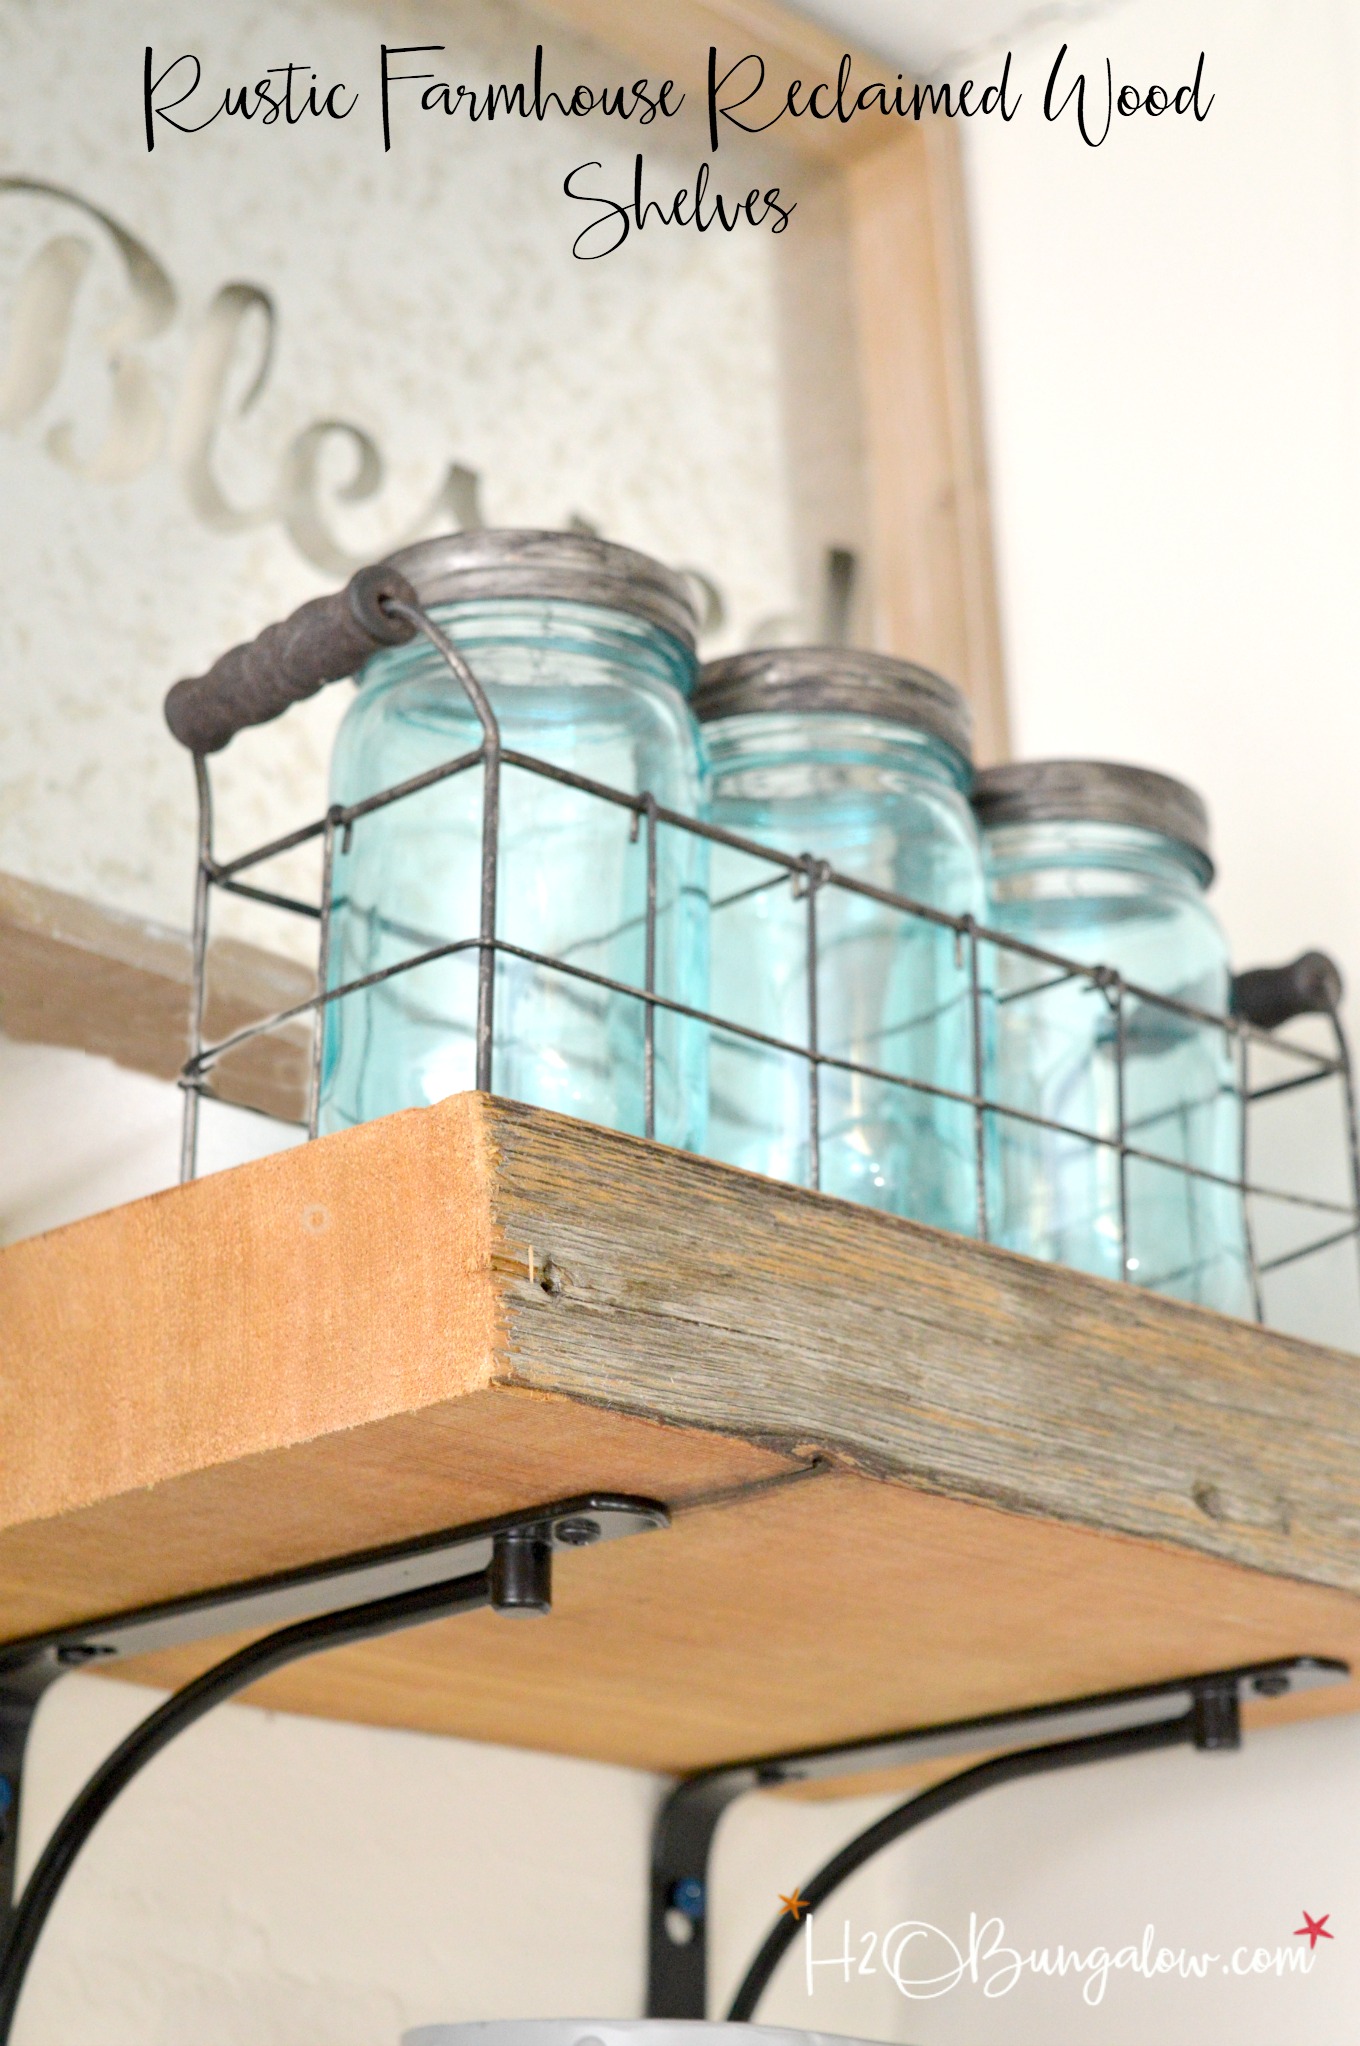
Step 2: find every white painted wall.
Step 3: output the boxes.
[962,14,1360,1264]
[7,1,1360,2044]
[965,0,1360,1007]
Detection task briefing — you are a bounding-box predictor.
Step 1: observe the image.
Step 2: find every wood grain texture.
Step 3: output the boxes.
[0,1095,506,1530]
[72,1462,1360,1775]
[3,1092,1358,1774]
[0,869,311,1120]
[484,1096,1360,1590]
[847,126,1010,762]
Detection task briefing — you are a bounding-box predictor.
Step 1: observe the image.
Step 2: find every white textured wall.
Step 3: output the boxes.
[796,1710,1360,2043]
[16,1674,662,2046]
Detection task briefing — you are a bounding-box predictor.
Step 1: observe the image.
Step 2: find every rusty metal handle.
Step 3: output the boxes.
[1233,950,1344,1030]
[163,563,419,755]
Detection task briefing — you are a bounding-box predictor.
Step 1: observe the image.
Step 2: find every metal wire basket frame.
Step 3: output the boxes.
[178,602,1360,1329]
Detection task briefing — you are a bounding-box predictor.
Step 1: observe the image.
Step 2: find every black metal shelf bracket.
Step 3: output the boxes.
[0,1504,1348,2037]
[646,1653,1350,2019]
[0,1490,667,2025]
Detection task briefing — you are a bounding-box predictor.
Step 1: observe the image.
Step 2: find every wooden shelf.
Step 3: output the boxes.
[3,1092,1360,1786]
[0,869,311,1122]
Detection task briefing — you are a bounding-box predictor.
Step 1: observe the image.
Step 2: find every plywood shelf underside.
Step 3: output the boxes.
[4,1091,1360,1786]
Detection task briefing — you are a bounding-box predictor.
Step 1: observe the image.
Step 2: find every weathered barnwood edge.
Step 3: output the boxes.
[479,1095,1360,1596]
[0,868,311,1121]
[5,1088,1360,1763]
[3,1087,1358,1609]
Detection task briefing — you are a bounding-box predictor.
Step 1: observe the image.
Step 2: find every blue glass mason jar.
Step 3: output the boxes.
[318,531,705,1146]
[696,648,984,1227]
[974,760,1251,1313]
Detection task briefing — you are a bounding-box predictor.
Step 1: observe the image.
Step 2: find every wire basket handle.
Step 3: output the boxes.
[1233,950,1344,1030]
[163,564,419,756]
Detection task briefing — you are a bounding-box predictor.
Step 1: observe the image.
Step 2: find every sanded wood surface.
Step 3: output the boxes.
[19,1444,1360,1780]
[0,869,310,1120]
[3,1093,1358,1774]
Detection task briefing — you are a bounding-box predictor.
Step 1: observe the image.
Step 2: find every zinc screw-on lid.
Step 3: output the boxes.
[972,759,1214,880]
[693,647,973,765]
[383,530,699,653]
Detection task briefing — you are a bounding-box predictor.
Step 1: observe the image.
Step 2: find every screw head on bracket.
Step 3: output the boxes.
[670,1876,706,1922]
[554,1517,601,1548]
[1253,1672,1291,1698]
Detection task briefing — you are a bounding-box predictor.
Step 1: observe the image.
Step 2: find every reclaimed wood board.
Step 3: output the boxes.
[2,1092,1358,1777]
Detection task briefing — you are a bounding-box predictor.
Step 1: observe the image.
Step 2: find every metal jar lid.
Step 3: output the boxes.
[381,530,698,653]
[693,647,973,764]
[972,759,1214,879]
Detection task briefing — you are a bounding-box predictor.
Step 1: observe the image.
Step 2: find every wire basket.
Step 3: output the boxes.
[168,585,1360,1346]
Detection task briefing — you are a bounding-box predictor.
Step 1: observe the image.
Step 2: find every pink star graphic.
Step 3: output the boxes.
[1294,1911,1333,1949]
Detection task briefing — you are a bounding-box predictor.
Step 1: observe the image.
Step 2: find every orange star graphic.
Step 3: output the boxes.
[778,1887,810,1921]
[1295,1910,1333,1949]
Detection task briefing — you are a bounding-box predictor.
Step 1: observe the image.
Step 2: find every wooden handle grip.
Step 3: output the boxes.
[1233,950,1344,1030]
[164,564,419,755]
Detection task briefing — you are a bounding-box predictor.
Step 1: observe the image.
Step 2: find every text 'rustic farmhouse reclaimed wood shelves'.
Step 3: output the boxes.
[3,1092,1360,1785]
